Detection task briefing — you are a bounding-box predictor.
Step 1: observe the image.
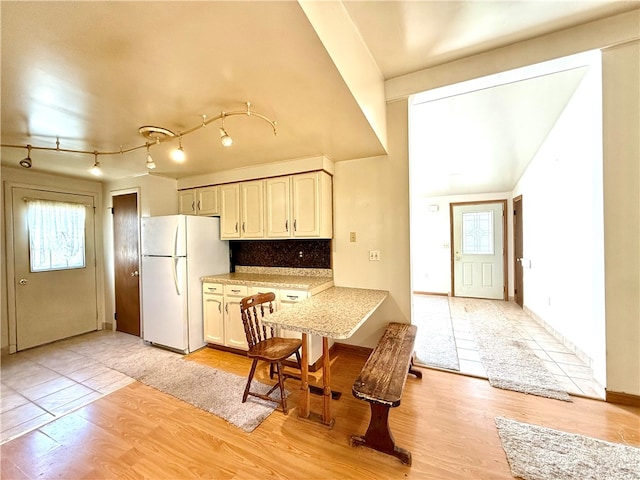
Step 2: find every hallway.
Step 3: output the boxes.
[413,294,604,399]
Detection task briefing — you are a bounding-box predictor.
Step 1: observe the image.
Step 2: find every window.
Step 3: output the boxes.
[27,199,86,272]
[462,211,494,255]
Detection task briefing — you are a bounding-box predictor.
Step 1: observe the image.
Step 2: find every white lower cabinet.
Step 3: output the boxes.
[203,282,322,366]
[202,283,224,345]
[223,285,249,350]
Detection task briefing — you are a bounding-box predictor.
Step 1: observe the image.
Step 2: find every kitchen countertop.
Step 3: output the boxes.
[261,287,388,339]
[201,272,334,295]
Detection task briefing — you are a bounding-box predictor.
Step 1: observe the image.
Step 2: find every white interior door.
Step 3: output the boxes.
[12,187,98,350]
[452,202,505,300]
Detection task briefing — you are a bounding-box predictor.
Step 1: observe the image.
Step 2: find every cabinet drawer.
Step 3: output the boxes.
[279,289,309,303]
[203,283,224,295]
[224,284,248,297]
[250,286,278,297]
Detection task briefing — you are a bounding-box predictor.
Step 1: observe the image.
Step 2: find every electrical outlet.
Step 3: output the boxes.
[369,250,380,261]
[350,232,356,242]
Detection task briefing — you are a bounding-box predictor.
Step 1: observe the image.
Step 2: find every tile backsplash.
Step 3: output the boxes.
[230,240,331,270]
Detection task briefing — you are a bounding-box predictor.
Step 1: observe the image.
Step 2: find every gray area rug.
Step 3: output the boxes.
[413,295,460,371]
[71,332,280,433]
[495,417,640,480]
[464,301,571,401]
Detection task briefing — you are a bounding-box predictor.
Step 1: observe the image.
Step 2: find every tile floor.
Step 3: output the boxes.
[414,294,605,400]
[1,332,135,445]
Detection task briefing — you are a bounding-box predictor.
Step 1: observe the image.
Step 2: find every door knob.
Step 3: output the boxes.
[131,270,139,277]
[18,278,28,285]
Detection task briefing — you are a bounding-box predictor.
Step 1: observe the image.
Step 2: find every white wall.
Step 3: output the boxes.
[602,40,640,397]
[332,99,411,347]
[512,57,606,385]
[101,174,178,329]
[1,167,105,353]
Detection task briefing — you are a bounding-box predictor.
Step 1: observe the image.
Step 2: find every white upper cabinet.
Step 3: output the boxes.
[240,180,265,238]
[220,183,241,238]
[200,170,332,240]
[292,171,332,238]
[265,171,332,239]
[197,187,219,215]
[265,176,291,237]
[178,186,219,216]
[220,181,265,239]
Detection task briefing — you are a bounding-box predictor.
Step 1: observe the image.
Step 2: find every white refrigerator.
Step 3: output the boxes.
[141,215,229,353]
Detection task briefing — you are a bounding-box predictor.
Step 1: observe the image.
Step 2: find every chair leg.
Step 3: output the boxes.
[294,349,302,371]
[243,358,259,403]
[269,362,275,380]
[276,361,288,414]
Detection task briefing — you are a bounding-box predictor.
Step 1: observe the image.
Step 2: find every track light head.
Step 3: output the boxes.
[20,145,32,168]
[219,127,233,147]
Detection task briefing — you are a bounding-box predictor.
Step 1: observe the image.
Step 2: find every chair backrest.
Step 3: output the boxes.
[240,292,277,349]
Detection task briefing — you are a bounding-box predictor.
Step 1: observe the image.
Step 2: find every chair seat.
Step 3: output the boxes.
[247,337,302,362]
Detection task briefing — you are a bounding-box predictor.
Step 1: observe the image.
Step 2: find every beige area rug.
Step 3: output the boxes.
[413,295,460,371]
[495,417,640,480]
[457,299,571,401]
[66,331,281,433]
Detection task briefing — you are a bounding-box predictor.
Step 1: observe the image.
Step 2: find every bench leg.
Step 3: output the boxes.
[350,403,412,466]
[409,356,422,379]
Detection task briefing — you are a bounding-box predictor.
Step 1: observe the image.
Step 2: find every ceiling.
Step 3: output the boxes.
[1,1,637,187]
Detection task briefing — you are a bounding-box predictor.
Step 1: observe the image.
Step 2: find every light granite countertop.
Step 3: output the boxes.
[261,287,388,339]
[201,267,334,294]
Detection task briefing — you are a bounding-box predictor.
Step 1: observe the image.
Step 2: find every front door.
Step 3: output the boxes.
[451,201,506,300]
[12,187,98,350]
[113,193,141,336]
[513,196,524,307]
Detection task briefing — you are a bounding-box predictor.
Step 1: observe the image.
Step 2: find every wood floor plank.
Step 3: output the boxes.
[2,346,639,479]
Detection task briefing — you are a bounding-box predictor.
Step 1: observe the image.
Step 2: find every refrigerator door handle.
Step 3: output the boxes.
[173,223,180,257]
[172,257,181,295]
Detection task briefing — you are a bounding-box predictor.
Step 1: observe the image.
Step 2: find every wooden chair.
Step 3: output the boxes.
[240,292,302,414]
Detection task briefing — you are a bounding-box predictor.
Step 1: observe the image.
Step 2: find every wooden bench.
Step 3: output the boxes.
[350,322,422,466]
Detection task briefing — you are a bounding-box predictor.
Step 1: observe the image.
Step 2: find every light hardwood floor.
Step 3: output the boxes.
[2,339,639,479]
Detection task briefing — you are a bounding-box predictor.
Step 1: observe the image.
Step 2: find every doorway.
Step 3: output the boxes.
[451,200,507,300]
[513,195,523,307]
[10,187,98,350]
[113,192,141,336]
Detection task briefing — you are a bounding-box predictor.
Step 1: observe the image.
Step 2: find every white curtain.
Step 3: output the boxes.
[27,199,86,272]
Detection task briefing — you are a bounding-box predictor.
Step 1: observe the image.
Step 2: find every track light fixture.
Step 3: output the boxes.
[1,101,276,175]
[19,145,32,168]
[90,151,102,176]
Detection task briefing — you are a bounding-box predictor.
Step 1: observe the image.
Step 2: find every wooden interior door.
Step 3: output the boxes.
[513,195,524,307]
[113,193,141,336]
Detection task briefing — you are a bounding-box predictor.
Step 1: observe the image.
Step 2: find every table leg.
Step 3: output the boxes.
[321,336,333,425]
[298,332,310,419]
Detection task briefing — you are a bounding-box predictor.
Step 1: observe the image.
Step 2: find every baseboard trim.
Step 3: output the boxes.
[333,342,372,357]
[413,291,449,297]
[606,390,640,407]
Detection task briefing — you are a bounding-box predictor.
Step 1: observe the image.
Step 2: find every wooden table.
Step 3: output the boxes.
[262,286,388,427]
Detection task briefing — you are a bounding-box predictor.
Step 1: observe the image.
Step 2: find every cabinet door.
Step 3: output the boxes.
[292,173,320,237]
[224,298,248,350]
[203,292,224,345]
[179,190,196,215]
[279,290,309,361]
[241,180,264,238]
[265,176,291,238]
[197,187,219,215]
[220,183,240,239]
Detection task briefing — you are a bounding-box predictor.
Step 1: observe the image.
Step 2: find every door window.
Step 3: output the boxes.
[462,211,494,255]
[27,199,86,272]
